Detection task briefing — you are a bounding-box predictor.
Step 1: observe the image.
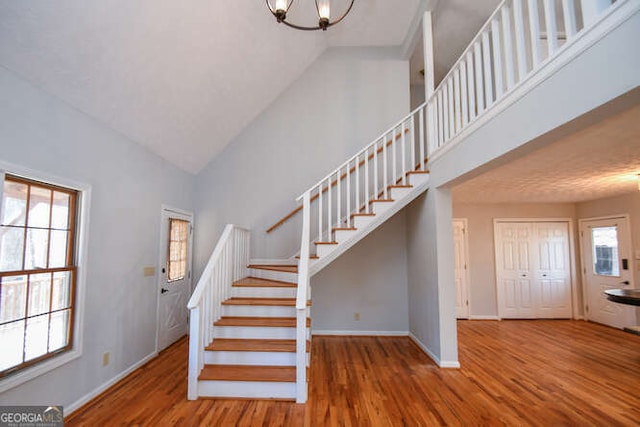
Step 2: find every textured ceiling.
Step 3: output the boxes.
[452,105,640,204]
[0,0,422,173]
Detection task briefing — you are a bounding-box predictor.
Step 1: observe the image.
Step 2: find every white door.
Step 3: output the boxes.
[535,223,572,318]
[453,219,470,319]
[580,216,635,329]
[157,208,193,351]
[495,222,536,318]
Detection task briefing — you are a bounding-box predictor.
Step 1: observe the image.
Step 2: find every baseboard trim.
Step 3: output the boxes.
[312,330,408,337]
[66,351,158,415]
[408,333,460,369]
[468,315,500,320]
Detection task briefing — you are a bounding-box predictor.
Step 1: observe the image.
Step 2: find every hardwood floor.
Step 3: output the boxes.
[66,320,640,426]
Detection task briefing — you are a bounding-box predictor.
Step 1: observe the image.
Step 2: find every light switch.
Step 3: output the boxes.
[143,266,156,277]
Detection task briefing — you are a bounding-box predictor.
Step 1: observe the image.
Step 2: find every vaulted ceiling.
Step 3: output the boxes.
[0,0,427,173]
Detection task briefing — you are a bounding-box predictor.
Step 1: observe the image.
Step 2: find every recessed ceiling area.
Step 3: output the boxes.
[452,104,640,204]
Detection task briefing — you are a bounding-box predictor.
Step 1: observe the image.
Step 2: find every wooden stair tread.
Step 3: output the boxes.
[198,365,296,383]
[214,317,311,327]
[369,198,394,203]
[351,212,375,218]
[295,255,319,260]
[222,297,310,306]
[332,227,357,232]
[206,339,310,353]
[249,264,298,273]
[233,277,297,288]
[315,241,338,245]
[407,170,430,175]
[388,184,413,189]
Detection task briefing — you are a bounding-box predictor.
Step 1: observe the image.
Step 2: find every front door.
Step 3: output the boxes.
[157,208,193,351]
[580,216,635,329]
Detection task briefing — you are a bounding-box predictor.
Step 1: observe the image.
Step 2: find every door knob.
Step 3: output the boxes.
[542,274,547,277]
[161,288,169,294]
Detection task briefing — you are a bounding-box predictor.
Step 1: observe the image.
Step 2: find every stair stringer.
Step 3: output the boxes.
[308,174,430,277]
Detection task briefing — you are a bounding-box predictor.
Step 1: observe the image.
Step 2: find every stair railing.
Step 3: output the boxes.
[294,102,429,403]
[187,224,250,400]
[426,0,622,157]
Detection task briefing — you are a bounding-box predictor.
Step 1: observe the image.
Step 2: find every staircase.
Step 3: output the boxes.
[187,0,630,403]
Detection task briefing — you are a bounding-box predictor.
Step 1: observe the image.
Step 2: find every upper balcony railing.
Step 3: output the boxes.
[426,0,622,158]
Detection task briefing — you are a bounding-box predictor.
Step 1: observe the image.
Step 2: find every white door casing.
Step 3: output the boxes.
[453,219,470,319]
[579,215,635,330]
[156,207,193,352]
[495,221,573,319]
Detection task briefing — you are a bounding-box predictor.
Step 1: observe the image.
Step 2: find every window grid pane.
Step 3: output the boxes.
[0,175,77,378]
[167,219,189,282]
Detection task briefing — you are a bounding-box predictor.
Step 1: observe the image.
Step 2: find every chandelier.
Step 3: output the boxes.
[266,0,355,31]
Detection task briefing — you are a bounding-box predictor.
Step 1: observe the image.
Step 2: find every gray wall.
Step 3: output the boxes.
[193,47,410,273]
[312,212,409,334]
[453,202,578,318]
[0,67,194,407]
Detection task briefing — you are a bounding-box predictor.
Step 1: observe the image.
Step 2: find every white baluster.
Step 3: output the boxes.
[562,0,577,38]
[482,32,493,107]
[453,69,461,134]
[443,81,450,142]
[318,183,323,241]
[327,175,332,240]
[419,108,425,170]
[466,53,476,121]
[460,59,469,126]
[374,140,379,199]
[364,147,370,212]
[401,123,407,184]
[355,154,360,215]
[383,133,389,198]
[410,116,416,172]
[491,17,504,99]
[528,0,542,68]
[337,167,341,227]
[501,4,515,90]
[393,127,398,183]
[346,160,351,227]
[447,79,455,139]
[543,0,558,58]
[513,0,528,80]
[437,91,444,146]
[474,42,485,114]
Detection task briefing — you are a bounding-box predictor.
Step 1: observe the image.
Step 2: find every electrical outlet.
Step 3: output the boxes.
[143,266,156,277]
[102,352,110,367]
[354,312,360,321]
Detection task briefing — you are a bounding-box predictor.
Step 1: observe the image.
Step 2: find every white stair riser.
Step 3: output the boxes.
[371,202,393,215]
[353,215,374,229]
[231,287,296,298]
[198,380,296,399]
[334,229,357,243]
[316,244,337,258]
[203,350,310,366]
[249,268,298,283]
[214,326,297,340]
[390,187,411,199]
[221,305,296,317]
[408,173,429,186]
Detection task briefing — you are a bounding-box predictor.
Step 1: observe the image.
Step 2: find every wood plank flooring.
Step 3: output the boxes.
[66,320,640,426]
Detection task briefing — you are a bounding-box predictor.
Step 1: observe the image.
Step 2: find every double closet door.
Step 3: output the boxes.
[494,221,572,319]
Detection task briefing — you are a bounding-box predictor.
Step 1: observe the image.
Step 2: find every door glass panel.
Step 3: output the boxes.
[591,226,620,277]
[167,219,189,282]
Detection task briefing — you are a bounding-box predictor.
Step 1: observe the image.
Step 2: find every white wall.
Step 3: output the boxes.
[0,66,194,408]
[193,47,410,274]
[406,189,458,366]
[452,202,578,318]
[311,212,409,334]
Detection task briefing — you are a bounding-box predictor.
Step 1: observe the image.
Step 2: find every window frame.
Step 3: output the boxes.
[0,163,91,393]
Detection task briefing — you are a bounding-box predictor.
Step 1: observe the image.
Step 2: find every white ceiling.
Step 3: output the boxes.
[0,0,422,174]
[452,105,640,204]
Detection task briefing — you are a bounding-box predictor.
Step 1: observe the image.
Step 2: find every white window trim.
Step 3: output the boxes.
[0,161,91,393]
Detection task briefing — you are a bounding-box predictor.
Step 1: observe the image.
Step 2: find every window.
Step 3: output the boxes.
[0,175,78,378]
[591,226,620,277]
[167,219,189,282]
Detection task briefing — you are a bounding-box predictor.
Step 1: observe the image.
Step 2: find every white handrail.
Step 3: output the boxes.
[187,224,250,400]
